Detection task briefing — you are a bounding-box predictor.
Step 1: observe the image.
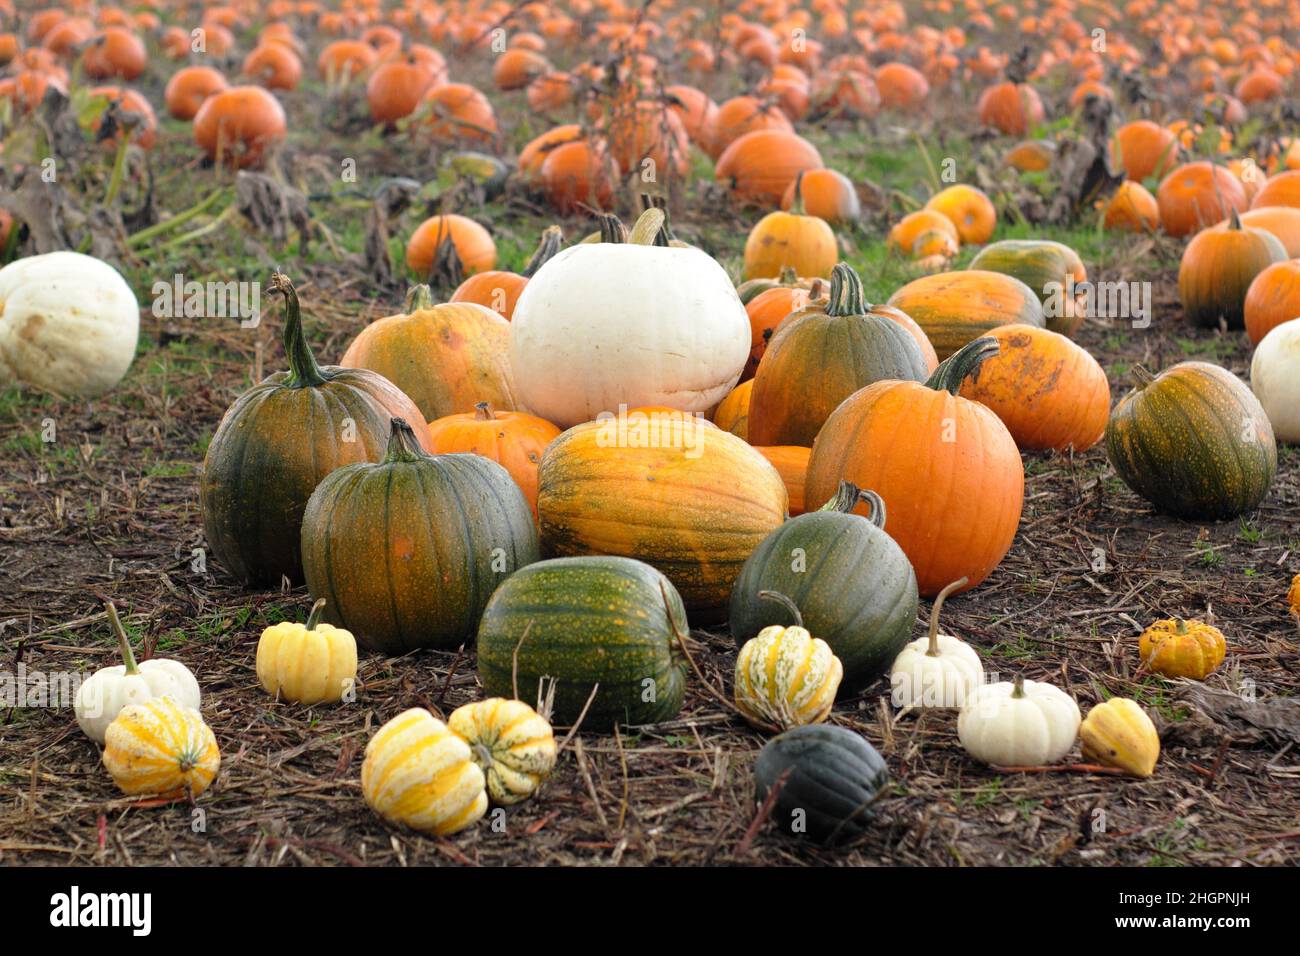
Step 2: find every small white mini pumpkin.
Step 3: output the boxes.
[74,602,201,744]
[958,674,1081,767]
[0,251,140,397]
[889,577,983,709]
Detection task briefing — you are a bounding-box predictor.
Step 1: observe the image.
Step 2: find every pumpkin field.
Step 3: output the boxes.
[2,0,1300,871]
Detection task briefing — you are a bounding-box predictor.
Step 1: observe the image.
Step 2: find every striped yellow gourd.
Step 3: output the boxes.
[734,593,843,731]
[103,696,220,799]
[448,698,556,805]
[361,708,487,836]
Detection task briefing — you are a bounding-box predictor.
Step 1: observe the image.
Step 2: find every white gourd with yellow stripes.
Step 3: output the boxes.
[448,698,556,804]
[734,591,843,731]
[102,696,220,799]
[361,708,488,835]
[256,599,358,705]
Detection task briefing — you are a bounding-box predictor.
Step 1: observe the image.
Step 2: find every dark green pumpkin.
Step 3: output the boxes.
[968,239,1087,336]
[1105,362,1277,519]
[754,724,889,844]
[301,418,538,653]
[748,263,929,447]
[199,273,430,586]
[730,482,918,687]
[476,556,688,732]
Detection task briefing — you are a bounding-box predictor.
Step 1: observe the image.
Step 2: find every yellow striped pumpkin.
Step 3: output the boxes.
[448,698,556,804]
[361,708,487,836]
[256,599,357,705]
[734,593,843,731]
[886,269,1044,360]
[102,697,220,799]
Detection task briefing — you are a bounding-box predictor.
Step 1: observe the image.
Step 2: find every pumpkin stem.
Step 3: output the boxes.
[1227,207,1242,231]
[383,418,430,463]
[474,401,494,421]
[819,481,887,528]
[305,598,327,631]
[778,265,798,285]
[628,207,667,245]
[1175,618,1188,635]
[597,213,627,243]
[1130,365,1156,388]
[757,590,804,628]
[925,336,1000,395]
[522,225,564,278]
[926,578,969,656]
[1011,674,1026,699]
[404,284,434,312]
[270,272,327,389]
[790,171,807,216]
[104,601,139,675]
[825,263,866,318]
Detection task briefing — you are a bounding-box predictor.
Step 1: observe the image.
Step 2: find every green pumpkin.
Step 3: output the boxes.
[748,263,929,447]
[199,273,429,586]
[754,724,889,844]
[1105,362,1277,519]
[968,240,1087,337]
[729,482,919,687]
[301,418,539,653]
[735,265,818,305]
[476,556,688,732]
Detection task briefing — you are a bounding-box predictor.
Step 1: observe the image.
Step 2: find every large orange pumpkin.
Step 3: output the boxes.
[1157,162,1249,237]
[425,402,561,519]
[743,279,824,380]
[806,337,1024,597]
[539,139,618,214]
[164,66,229,121]
[1244,259,1300,344]
[1252,170,1300,209]
[715,129,823,206]
[958,324,1110,452]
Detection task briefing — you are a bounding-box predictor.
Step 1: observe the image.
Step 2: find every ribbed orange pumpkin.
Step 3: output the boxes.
[405,214,497,280]
[958,324,1110,451]
[749,264,930,446]
[754,445,811,515]
[450,226,562,320]
[742,187,838,280]
[712,379,752,438]
[1178,210,1285,329]
[1252,170,1300,209]
[666,84,718,145]
[715,129,824,206]
[1244,259,1300,344]
[924,184,997,244]
[1104,180,1160,232]
[1157,162,1249,237]
[705,94,792,159]
[422,82,498,145]
[1111,120,1180,182]
[744,280,823,380]
[887,270,1045,360]
[340,287,518,421]
[806,337,1024,597]
[518,124,584,183]
[425,402,561,519]
[539,139,618,214]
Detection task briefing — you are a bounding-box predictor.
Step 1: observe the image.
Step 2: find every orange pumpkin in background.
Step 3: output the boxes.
[705,95,792,159]
[754,445,811,516]
[876,62,930,110]
[193,85,287,168]
[539,139,618,214]
[81,26,147,81]
[164,66,229,120]
[1112,120,1180,182]
[780,168,860,224]
[1103,181,1161,232]
[1244,259,1300,344]
[1157,162,1249,237]
[716,129,824,206]
[977,81,1045,135]
[451,226,563,320]
[406,215,497,280]
[423,83,498,146]
[925,184,998,244]
[1252,170,1300,209]
[367,57,438,125]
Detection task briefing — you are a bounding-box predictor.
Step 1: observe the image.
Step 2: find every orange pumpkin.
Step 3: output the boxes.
[743,188,838,280]
[876,62,930,110]
[887,269,1044,360]
[539,139,618,214]
[888,209,961,255]
[716,129,824,206]
[743,280,824,380]
[493,47,550,90]
[1252,170,1300,209]
[317,39,377,80]
[958,324,1110,451]
[422,83,498,146]
[1244,259,1300,344]
[806,337,1024,597]
[518,125,584,183]
[1005,140,1054,172]
[241,42,303,91]
[705,94,792,159]
[779,168,861,224]
[1178,210,1285,329]
[754,445,811,515]
[164,66,228,121]
[1236,206,1300,256]
[977,81,1045,136]
[1111,120,1180,182]
[1103,180,1160,232]
[924,184,997,244]
[81,26,146,81]
[712,379,752,438]
[193,86,287,168]
[1157,162,1249,237]
[367,56,437,125]
[406,215,497,281]
[450,226,563,320]
[425,402,561,519]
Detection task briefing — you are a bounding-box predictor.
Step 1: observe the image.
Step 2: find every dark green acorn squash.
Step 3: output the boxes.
[476,556,689,732]
[1105,362,1276,519]
[729,482,919,687]
[754,724,889,845]
[301,418,538,653]
[199,273,430,586]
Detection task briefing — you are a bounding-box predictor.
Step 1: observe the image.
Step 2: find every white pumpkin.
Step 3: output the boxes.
[0,251,140,397]
[74,603,201,744]
[957,675,1081,767]
[1251,318,1300,443]
[889,578,983,709]
[510,209,750,428]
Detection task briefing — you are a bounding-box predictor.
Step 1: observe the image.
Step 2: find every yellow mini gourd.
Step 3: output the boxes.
[448,698,556,805]
[1138,617,1226,680]
[103,696,221,799]
[256,599,358,705]
[1288,574,1300,620]
[361,708,487,836]
[1080,697,1160,778]
[734,591,843,732]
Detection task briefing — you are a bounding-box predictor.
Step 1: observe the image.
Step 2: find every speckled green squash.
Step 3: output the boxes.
[968,240,1087,336]
[1105,362,1277,519]
[476,556,688,731]
[886,269,1045,359]
[729,483,919,687]
[301,419,538,653]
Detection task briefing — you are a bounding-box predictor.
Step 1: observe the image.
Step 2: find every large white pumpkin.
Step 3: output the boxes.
[0,251,140,397]
[1251,318,1300,443]
[509,212,750,428]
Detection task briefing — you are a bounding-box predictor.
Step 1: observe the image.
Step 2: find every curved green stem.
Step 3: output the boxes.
[383,418,429,463]
[925,336,1000,395]
[105,601,139,675]
[818,481,886,529]
[270,273,327,388]
[789,171,806,216]
[405,284,434,312]
[925,577,968,656]
[523,225,564,277]
[306,598,327,631]
[758,590,803,628]
[825,263,866,318]
[127,188,227,247]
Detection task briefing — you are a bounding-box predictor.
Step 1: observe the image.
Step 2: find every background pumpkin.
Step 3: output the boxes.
[742,194,838,280]
[300,419,539,653]
[1178,210,1285,329]
[968,239,1088,336]
[1157,162,1249,237]
[449,225,563,320]
[1244,259,1300,345]
[958,324,1110,452]
[886,269,1045,360]
[1105,362,1277,519]
[476,556,689,731]
[200,274,430,586]
[753,445,810,515]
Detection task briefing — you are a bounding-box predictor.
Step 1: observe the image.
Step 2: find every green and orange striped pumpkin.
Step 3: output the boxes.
[968,240,1088,336]
[886,270,1045,360]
